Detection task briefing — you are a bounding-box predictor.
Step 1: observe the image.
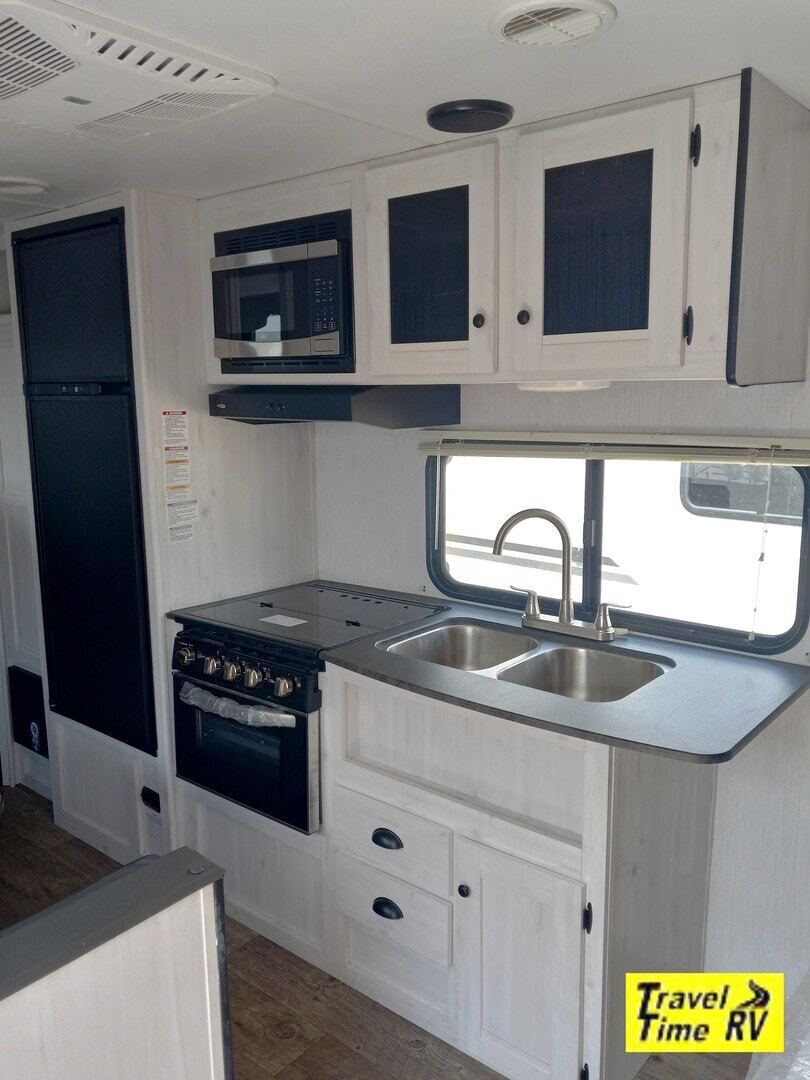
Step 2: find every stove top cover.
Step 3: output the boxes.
[169,582,442,651]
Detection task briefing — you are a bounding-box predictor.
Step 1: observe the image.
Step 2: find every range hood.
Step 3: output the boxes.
[209,386,461,428]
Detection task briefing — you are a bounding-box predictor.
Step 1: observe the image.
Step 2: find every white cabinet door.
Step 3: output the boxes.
[364,144,496,376]
[454,838,585,1080]
[510,97,694,376]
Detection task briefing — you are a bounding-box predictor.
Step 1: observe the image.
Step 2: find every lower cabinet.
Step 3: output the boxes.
[320,666,716,1080]
[454,839,585,1080]
[326,780,587,1079]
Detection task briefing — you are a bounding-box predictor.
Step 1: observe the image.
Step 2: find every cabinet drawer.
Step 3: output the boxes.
[332,785,452,896]
[333,852,452,968]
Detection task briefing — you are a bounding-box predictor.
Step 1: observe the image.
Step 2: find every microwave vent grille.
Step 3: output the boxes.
[221,219,337,255]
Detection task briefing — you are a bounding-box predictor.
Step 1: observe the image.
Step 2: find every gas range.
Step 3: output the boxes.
[169,580,443,655]
[168,580,443,706]
[168,582,443,832]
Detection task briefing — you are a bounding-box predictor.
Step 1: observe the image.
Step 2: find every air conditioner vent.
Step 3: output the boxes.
[77,89,254,139]
[493,2,616,47]
[69,24,260,93]
[0,15,75,100]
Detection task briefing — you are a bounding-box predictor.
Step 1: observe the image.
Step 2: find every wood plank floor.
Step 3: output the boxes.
[0,785,750,1080]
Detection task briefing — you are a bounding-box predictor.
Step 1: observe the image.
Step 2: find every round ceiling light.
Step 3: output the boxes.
[491,1,617,47]
[0,176,51,196]
[427,99,514,133]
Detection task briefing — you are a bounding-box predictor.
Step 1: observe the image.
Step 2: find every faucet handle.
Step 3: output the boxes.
[595,601,631,636]
[510,585,541,619]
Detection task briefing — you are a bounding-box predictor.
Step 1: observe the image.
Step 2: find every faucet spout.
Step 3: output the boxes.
[492,508,575,624]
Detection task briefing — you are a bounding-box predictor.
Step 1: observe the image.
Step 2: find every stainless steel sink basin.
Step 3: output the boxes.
[387,622,538,671]
[497,646,668,702]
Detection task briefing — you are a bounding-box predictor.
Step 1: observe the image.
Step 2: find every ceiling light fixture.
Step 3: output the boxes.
[0,176,51,196]
[427,99,514,133]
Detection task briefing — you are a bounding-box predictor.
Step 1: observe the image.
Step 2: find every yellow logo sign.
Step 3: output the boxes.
[626,973,784,1053]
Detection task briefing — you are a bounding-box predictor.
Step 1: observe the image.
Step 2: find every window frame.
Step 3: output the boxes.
[425,455,810,655]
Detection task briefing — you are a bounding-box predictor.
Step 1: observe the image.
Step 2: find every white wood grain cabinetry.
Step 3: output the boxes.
[454,839,585,1080]
[364,143,497,377]
[509,97,693,377]
[204,69,809,388]
[320,666,716,1080]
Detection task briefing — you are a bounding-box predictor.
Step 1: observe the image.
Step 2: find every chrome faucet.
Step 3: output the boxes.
[492,508,627,642]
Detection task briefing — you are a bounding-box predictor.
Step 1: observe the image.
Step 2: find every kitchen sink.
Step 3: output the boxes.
[497,646,669,702]
[387,622,538,671]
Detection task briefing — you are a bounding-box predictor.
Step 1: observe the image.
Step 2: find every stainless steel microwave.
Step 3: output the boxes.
[210,210,354,374]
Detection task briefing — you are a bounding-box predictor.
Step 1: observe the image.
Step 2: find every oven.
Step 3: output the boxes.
[173,671,320,834]
[210,209,354,374]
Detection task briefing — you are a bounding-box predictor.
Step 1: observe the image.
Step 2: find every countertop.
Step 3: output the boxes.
[321,585,810,763]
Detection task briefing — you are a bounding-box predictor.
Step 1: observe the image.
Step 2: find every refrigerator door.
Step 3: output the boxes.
[13,209,132,385]
[27,393,156,754]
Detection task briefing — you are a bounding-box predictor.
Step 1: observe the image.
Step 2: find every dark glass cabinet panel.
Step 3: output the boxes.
[14,212,132,383]
[388,184,469,344]
[544,150,653,335]
[27,394,156,755]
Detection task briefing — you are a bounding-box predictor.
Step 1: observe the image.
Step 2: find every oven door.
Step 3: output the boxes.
[173,674,320,833]
[211,239,346,361]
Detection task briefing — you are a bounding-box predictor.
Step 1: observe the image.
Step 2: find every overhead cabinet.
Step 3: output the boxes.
[206,69,810,385]
[367,70,810,385]
[364,143,497,376]
[510,97,693,376]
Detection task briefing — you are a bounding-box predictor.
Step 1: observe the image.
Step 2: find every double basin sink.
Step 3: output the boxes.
[385,621,671,703]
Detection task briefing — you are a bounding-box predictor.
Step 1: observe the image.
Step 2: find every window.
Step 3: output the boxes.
[426,451,810,653]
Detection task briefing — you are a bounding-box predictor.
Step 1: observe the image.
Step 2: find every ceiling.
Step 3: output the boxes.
[2,0,810,230]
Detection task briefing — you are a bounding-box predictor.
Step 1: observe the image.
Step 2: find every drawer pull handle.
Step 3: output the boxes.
[372,827,403,850]
[372,896,403,921]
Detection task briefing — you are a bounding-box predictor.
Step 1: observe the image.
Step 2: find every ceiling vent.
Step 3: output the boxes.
[0,3,275,138]
[0,14,75,100]
[77,90,255,140]
[68,24,258,94]
[492,2,616,47]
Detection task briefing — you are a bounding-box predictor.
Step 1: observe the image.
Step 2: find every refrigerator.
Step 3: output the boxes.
[12,207,157,755]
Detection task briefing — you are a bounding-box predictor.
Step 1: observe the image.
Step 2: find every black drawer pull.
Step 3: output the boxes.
[372,827,403,850]
[372,896,403,920]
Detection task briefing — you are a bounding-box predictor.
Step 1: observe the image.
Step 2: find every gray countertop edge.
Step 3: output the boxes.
[322,649,809,764]
[0,847,223,1002]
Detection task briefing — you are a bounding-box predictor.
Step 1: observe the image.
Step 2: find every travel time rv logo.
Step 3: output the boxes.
[625,973,784,1053]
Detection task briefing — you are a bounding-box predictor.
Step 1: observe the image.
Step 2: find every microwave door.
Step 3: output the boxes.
[212,248,313,357]
[211,240,344,361]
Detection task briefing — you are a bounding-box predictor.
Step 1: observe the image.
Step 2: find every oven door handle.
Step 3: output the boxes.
[179,680,297,729]
[210,239,339,272]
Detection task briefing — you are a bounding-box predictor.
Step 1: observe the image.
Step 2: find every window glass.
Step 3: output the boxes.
[441,456,586,603]
[680,462,805,527]
[601,460,802,636]
[429,452,808,650]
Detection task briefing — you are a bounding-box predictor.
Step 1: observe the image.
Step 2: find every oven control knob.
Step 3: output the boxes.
[273,675,294,698]
[243,666,263,689]
[222,660,241,683]
[202,656,222,677]
[175,644,196,668]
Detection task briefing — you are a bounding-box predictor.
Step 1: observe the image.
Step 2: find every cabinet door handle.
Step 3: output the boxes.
[372,896,403,920]
[472,312,486,329]
[457,883,471,898]
[372,827,403,850]
[517,309,531,325]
